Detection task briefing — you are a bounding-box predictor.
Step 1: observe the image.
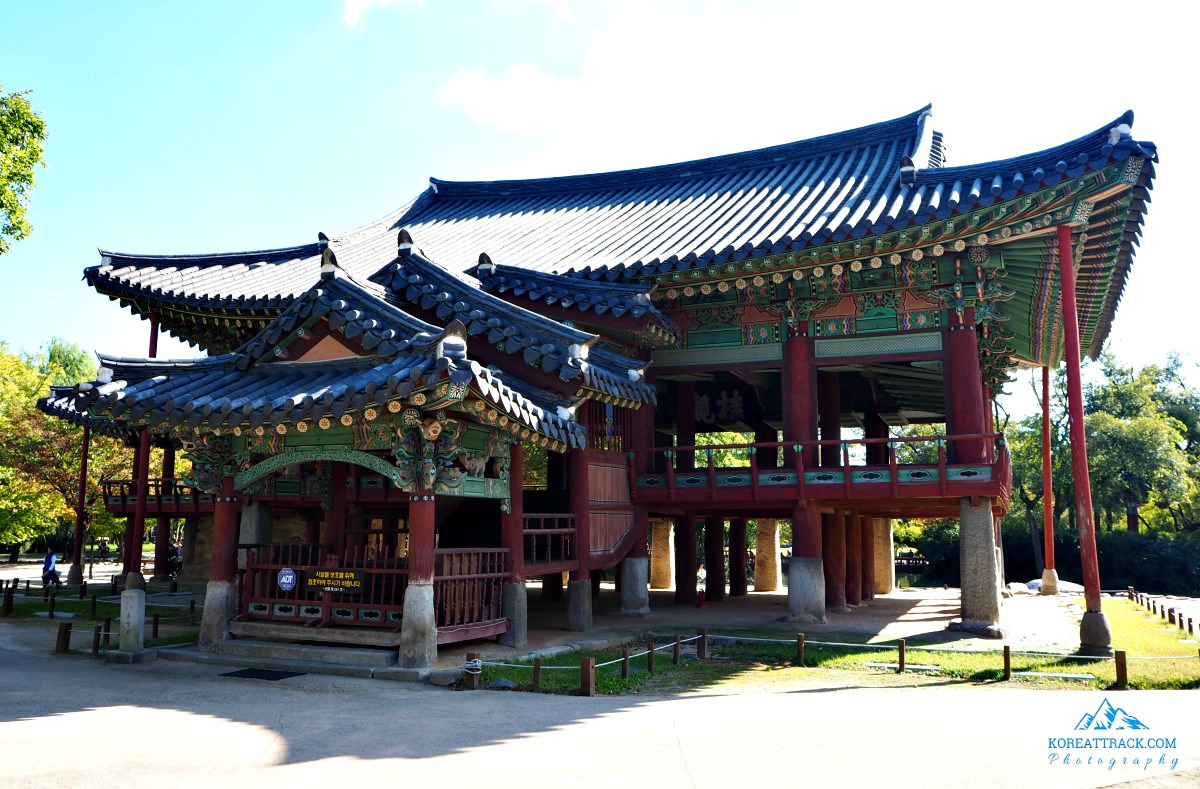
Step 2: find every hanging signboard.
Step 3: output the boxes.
[304,568,364,593]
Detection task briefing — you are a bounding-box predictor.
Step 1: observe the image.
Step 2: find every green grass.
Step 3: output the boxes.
[474,641,699,694]
[475,597,1200,694]
[3,586,202,653]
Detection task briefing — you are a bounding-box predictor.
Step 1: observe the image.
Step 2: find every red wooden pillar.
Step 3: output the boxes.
[822,510,847,609]
[782,330,817,468]
[501,442,525,582]
[407,493,436,584]
[71,424,91,567]
[860,514,875,601]
[1041,366,1056,575]
[128,426,152,577]
[817,371,841,467]
[703,517,725,602]
[728,517,748,597]
[673,515,698,605]
[792,501,821,559]
[864,400,889,466]
[569,448,591,581]
[844,511,862,606]
[1056,224,1108,646]
[628,398,653,559]
[153,445,175,577]
[322,462,348,554]
[946,306,987,463]
[676,381,696,471]
[210,476,240,583]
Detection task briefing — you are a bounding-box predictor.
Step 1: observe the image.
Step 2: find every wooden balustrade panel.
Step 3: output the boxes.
[588,454,631,505]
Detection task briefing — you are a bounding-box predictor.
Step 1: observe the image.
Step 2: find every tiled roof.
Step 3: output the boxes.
[469,260,680,341]
[370,245,656,406]
[78,106,1158,368]
[37,385,138,441]
[64,272,592,448]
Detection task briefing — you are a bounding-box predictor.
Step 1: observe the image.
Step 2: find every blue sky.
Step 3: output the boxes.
[2,0,1197,417]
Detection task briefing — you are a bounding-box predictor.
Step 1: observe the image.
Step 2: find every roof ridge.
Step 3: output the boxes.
[427,105,931,199]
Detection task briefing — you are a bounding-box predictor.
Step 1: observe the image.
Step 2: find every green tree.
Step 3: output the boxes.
[0,341,131,560]
[1085,411,1189,532]
[0,85,47,255]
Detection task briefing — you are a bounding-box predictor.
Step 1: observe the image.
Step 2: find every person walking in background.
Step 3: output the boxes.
[42,547,62,588]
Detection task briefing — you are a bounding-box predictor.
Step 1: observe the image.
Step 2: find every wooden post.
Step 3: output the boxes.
[673,634,681,665]
[1003,645,1012,681]
[797,633,805,666]
[152,614,160,639]
[189,599,196,625]
[55,622,72,653]
[90,595,97,619]
[465,652,481,690]
[698,629,708,660]
[1057,224,1108,646]
[533,658,543,692]
[102,616,112,647]
[2,584,12,616]
[1115,650,1128,689]
[647,641,656,673]
[1042,366,1057,575]
[47,591,56,618]
[621,646,630,678]
[91,624,101,656]
[898,638,906,673]
[579,657,596,696]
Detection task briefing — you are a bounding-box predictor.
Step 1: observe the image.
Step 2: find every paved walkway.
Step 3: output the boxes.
[3,564,1198,788]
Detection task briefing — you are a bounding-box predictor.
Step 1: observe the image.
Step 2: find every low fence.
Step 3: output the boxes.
[1130,587,1199,636]
[460,612,1200,696]
[0,577,200,657]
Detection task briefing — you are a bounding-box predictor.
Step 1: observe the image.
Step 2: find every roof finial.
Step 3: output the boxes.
[319,234,339,278]
[477,252,495,275]
[397,228,413,250]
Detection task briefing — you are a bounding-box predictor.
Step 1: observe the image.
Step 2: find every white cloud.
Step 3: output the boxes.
[342,0,424,28]
[438,64,587,137]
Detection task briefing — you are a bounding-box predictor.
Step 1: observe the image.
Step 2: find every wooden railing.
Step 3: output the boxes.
[239,543,509,643]
[522,513,576,572]
[433,548,507,643]
[629,433,1010,505]
[101,477,211,514]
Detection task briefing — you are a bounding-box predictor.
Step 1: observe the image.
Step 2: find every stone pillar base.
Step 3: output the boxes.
[754,519,780,592]
[619,557,650,616]
[566,578,593,631]
[119,587,146,653]
[67,564,84,586]
[959,497,1001,628]
[1079,611,1114,656]
[498,582,528,648]
[1040,567,1059,596]
[398,583,437,668]
[786,556,826,623]
[198,579,237,648]
[649,520,674,589]
[873,518,895,595]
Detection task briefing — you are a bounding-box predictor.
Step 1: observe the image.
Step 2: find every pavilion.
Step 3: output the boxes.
[40,105,1157,664]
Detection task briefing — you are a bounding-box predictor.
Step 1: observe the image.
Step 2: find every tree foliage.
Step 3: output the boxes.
[0,340,132,553]
[0,85,47,255]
